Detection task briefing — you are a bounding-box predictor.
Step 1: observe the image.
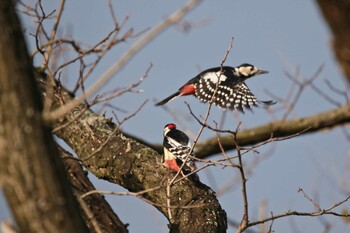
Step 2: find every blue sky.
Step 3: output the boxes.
[1,1,349,232]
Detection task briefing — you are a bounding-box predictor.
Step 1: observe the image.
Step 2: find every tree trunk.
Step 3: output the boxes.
[0,1,88,232]
[317,0,350,84]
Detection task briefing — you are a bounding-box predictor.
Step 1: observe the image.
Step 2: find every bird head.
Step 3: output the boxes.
[163,123,176,136]
[234,63,269,79]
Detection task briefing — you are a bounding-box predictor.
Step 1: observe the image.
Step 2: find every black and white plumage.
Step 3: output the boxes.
[155,63,276,112]
[162,123,196,174]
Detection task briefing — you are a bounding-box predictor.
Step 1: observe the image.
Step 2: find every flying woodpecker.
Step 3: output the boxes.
[155,63,275,112]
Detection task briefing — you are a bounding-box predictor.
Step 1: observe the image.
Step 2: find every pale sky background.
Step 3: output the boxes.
[1,1,350,232]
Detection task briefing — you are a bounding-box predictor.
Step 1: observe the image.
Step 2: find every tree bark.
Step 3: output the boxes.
[317,0,350,84]
[0,1,88,232]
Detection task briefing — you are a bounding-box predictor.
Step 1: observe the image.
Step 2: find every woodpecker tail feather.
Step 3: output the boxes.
[155,91,181,106]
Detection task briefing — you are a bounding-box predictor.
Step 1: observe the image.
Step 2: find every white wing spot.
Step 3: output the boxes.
[203,72,227,83]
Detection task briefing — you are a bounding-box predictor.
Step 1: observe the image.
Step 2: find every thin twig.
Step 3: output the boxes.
[309,82,342,107]
[325,79,349,102]
[115,100,149,126]
[51,106,88,133]
[186,103,235,134]
[235,124,249,233]
[81,185,161,199]
[298,188,322,211]
[81,185,209,210]
[55,25,121,84]
[43,0,66,69]
[267,212,275,233]
[108,0,118,26]
[42,0,66,118]
[91,63,152,105]
[77,197,104,233]
[282,64,324,120]
[167,178,173,222]
[214,122,237,168]
[72,22,134,95]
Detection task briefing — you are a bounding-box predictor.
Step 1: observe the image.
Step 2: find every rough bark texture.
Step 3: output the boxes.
[317,0,350,84]
[35,72,227,232]
[58,146,129,233]
[0,1,88,233]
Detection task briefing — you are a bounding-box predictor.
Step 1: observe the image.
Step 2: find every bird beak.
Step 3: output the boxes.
[257,69,269,75]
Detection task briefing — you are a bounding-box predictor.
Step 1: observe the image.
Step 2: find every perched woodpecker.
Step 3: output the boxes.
[162,123,197,174]
[155,63,276,112]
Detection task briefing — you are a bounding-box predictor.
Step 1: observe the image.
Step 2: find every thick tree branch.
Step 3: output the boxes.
[36,72,227,233]
[130,102,350,159]
[194,102,350,158]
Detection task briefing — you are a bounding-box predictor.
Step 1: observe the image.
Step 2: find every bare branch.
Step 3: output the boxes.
[91,63,152,105]
[282,64,324,120]
[234,125,249,233]
[81,185,161,199]
[325,79,349,102]
[114,99,149,126]
[246,194,350,228]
